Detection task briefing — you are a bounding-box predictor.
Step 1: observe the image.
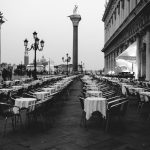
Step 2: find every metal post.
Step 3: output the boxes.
[34,47,37,80]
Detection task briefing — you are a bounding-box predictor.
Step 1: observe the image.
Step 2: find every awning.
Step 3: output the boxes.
[116,41,136,63]
[115,41,137,73]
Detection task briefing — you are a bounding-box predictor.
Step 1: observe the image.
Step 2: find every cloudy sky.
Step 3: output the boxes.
[0,0,105,70]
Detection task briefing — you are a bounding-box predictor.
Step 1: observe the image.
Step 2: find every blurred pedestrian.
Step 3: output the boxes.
[8,67,12,80]
[2,68,7,81]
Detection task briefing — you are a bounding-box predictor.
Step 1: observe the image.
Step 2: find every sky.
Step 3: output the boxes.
[0,0,105,70]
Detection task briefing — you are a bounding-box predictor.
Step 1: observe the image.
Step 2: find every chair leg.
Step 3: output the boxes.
[105,114,110,132]
[80,112,84,126]
[67,89,69,96]
[83,114,87,128]
[138,103,144,114]
[19,114,23,128]
[4,117,8,136]
[80,112,86,127]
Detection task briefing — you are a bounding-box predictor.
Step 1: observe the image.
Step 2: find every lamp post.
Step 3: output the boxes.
[20,61,22,76]
[62,53,71,76]
[24,31,44,80]
[0,12,5,65]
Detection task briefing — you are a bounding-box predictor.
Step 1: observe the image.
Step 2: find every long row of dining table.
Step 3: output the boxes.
[81,75,107,120]
[81,74,150,122]
[0,75,66,94]
[95,75,150,104]
[0,75,78,114]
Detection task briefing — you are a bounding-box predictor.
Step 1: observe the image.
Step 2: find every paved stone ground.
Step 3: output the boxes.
[0,79,150,150]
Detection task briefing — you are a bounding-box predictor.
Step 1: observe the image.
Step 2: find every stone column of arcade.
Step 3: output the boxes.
[69,5,81,74]
[136,34,141,79]
[146,28,150,81]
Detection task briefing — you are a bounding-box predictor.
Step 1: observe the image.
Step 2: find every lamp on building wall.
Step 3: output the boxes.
[62,53,71,76]
[24,31,44,80]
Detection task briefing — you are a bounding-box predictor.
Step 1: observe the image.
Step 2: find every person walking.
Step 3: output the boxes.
[2,68,7,81]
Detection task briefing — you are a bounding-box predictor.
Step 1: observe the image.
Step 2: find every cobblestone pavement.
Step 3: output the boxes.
[0,79,150,150]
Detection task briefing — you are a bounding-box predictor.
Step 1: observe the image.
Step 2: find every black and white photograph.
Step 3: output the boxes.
[0,0,150,149]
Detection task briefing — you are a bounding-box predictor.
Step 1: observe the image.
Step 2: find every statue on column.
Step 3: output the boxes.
[73,5,78,14]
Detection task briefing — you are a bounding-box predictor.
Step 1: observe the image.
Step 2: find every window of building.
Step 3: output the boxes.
[118,3,120,15]
[114,10,116,20]
[135,0,137,5]
[128,0,130,13]
[122,0,124,9]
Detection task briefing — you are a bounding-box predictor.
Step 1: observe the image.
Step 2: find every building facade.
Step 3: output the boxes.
[102,0,150,80]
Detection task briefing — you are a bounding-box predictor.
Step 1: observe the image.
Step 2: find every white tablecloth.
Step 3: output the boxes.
[34,91,50,101]
[42,87,56,95]
[86,90,102,97]
[13,97,36,113]
[12,86,23,91]
[128,87,144,94]
[0,88,12,94]
[86,85,100,91]
[4,81,13,86]
[122,84,133,95]
[84,97,107,120]
[53,84,61,91]
[22,83,30,89]
[140,92,150,102]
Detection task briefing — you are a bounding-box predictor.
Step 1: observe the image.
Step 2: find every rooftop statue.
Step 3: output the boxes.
[73,5,78,14]
[0,12,3,19]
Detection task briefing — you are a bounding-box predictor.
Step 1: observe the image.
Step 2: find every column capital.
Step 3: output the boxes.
[69,14,81,26]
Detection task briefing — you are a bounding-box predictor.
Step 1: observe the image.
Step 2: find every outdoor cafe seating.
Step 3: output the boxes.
[0,75,77,134]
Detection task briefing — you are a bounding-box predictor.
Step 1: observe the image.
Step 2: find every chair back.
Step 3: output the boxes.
[107,95,121,103]
[108,98,128,117]
[136,92,141,102]
[0,102,12,115]
[79,96,84,110]
[125,87,130,96]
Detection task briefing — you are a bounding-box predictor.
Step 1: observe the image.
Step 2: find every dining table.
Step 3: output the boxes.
[12,85,23,91]
[42,87,56,95]
[139,92,150,102]
[86,90,102,98]
[84,97,107,120]
[33,91,50,101]
[13,97,37,114]
[128,87,144,95]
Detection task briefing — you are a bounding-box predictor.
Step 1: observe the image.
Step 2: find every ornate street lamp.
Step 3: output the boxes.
[24,31,44,80]
[0,12,5,65]
[62,53,71,76]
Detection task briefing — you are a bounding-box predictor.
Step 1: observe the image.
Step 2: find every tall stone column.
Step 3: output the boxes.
[108,55,110,72]
[146,28,150,80]
[120,0,122,24]
[104,56,107,74]
[141,43,146,77]
[69,10,81,73]
[136,34,141,79]
[0,12,5,64]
